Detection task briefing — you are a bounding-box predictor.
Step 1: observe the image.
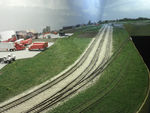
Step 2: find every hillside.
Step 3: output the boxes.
[0,26,101,103]
[49,26,149,113]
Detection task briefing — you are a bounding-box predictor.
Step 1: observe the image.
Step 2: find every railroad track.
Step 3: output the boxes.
[67,35,131,113]
[0,25,107,113]
[79,56,130,113]
[25,26,112,113]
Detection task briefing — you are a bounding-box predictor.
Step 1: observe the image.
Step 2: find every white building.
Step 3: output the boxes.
[0,30,16,41]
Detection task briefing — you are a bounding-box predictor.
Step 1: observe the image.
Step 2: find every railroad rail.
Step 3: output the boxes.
[27,27,131,113]
[25,26,112,113]
[0,25,107,113]
[68,36,131,113]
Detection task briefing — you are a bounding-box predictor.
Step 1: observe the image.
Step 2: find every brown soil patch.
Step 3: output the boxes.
[77,31,98,38]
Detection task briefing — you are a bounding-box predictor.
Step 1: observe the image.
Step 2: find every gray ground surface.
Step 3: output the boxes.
[0,42,54,70]
[39,33,73,39]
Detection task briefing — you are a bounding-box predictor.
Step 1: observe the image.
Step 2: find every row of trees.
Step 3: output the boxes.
[43,26,51,33]
[98,17,150,24]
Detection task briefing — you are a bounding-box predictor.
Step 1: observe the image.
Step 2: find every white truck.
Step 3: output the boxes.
[0,54,16,64]
[0,42,15,52]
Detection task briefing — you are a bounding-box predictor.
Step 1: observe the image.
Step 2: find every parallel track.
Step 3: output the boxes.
[68,36,131,113]
[80,57,130,113]
[26,26,112,113]
[0,25,107,113]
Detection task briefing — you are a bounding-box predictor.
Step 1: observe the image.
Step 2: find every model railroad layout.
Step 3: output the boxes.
[0,25,115,113]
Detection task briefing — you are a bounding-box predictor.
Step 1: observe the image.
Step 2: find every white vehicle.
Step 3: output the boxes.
[0,42,15,51]
[0,54,16,64]
[0,57,3,63]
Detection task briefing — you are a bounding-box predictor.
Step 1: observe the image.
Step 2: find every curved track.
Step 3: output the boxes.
[67,38,131,113]
[0,25,109,113]
[25,26,113,113]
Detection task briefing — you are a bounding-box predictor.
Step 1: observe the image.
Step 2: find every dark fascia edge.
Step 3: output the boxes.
[131,38,150,113]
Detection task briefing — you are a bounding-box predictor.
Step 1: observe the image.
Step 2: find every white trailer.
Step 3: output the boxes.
[0,42,15,51]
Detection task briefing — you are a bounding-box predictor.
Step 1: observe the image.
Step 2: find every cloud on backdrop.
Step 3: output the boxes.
[0,0,150,32]
[103,0,150,20]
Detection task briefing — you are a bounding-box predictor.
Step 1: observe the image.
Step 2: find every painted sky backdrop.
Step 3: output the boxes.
[0,0,150,32]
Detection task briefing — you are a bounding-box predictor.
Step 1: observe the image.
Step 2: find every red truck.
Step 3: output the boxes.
[0,42,25,51]
[8,36,17,42]
[2,36,17,42]
[15,43,25,50]
[28,42,48,51]
[20,38,32,46]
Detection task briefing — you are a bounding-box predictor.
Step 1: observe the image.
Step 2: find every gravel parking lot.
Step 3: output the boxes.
[50,33,73,38]
[39,33,74,39]
[0,42,54,70]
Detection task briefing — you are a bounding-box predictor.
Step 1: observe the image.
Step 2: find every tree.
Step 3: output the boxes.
[98,20,102,24]
[88,20,92,25]
[46,26,51,32]
[42,28,46,33]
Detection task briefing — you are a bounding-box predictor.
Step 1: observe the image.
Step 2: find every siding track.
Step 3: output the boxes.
[25,26,113,113]
[0,25,108,113]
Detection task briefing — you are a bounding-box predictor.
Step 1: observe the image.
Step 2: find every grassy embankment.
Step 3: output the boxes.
[0,25,101,103]
[124,23,150,36]
[117,20,150,24]
[50,27,149,113]
[63,25,101,38]
[33,38,57,43]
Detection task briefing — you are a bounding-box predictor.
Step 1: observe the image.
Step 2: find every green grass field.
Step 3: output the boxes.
[117,20,150,24]
[62,25,101,33]
[0,24,149,113]
[124,23,150,36]
[49,27,149,113]
[0,26,98,102]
